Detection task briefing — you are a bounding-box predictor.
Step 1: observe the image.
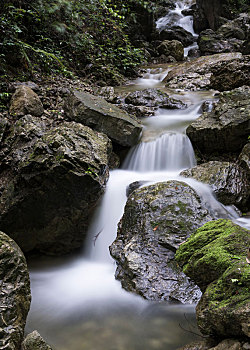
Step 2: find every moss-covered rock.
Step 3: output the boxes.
[176,219,250,338]
[22,331,52,350]
[9,86,44,117]
[0,116,112,255]
[0,231,31,350]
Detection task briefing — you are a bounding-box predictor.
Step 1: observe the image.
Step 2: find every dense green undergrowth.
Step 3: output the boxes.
[0,0,153,84]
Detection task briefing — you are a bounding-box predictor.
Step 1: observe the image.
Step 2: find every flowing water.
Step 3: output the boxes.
[25,2,250,349]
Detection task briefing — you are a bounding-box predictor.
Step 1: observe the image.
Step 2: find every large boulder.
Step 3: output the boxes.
[0,231,31,350]
[157,40,184,61]
[163,52,242,90]
[9,86,44,117]
[64,90,142,147]
[209,55,250,91]
[110,180,218,303]
[180,161,249,211]
[176,219,250,338]
[22,331,52,350]
[0,116,112,255]
[159,26,195,47]
[187,86,250,154]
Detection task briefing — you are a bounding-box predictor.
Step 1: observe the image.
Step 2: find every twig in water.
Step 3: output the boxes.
[93,228,104,246]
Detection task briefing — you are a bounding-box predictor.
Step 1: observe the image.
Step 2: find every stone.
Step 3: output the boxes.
[22,331,52,350]
[176,219,250,338]
[159,26,195,47]
[180,161,249,211]
[239,143,250,177]
[64,90,142,147]
[187,86,250,154]
[0,116,112,255]
[124,88,187,109]
[163,52,242,91]
[110,180,219,303]
[210,339,243,350]
[9,86,44,117]
[0,231,31,350]
[157,40,184,61]
[210,55,250,91]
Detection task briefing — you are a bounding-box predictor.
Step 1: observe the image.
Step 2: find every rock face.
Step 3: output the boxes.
[163,52,242,90]
[187,86,250,154]
[210,55,250,91]
[0,231,31,350]
[239,143,250,177]
[176,219,250,338]
[198,29,241,55]
[64,90,142,147]
[0,116,112,255]
[22,331,52,350]
[9,85,44,117]
[110,180,218,303]
[159,26,195,47]
[180,161,249,211]
[157,40,184,61]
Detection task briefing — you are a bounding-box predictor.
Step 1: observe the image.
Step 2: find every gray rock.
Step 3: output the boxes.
[9,86,44,117]
[159,26,195,47]
[0,231,31,350]
[0,116,112,255]
[124,88,187,109]
[239,143,250,177]
[22,331,52,350]
[157,40,184,61]
[180,161,249,210]
[187,86,250,154]
[64,90,142,147]
[110,180,218,303]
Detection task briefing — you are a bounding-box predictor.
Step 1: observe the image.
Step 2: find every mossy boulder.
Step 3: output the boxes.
[64,90,142,147]
[187,86,250,154]
[0,231,31,350]
[0,116,112,255]
[22,331,52,350]
[176,219,250,338]
[110,180,219,303]
[9,86,44,117]
[180,161,249,211]
[157,40,184,62]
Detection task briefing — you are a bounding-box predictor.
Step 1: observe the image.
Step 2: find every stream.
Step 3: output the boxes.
[25,2,250,349]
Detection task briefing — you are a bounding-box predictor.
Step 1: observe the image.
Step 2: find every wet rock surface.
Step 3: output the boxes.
[0,231,31,350]
[159,26,195,47]
[64,90,142,147]
[176,219,250,338]
[239,143,250,177]
[187,86,250,154]
[110,180,218,303]
[157,40,184,61]
[180,161,249,211]
[22,331,52,350]
[163,52,242,90]
[0,116,112,255]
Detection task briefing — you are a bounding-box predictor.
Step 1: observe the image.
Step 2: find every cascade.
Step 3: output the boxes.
[25,1,249,349]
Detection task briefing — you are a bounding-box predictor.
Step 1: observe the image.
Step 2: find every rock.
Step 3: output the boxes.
[0,116,112,255]
[239,143,250,177]
[176,219,250,338]
[124,88,187,109]
[117,103,156,118]
[64,90,142,147]
[22,331,52,350]
[157,40,184,61]
[198,29,242,55]
[0,231,31,350]
[9,86,44,117]
[177,339,217,350]
[209,56,250,91]
[159,26,195,47]
[210,339,243,350]
[163,52,242,90]
[187,86,250,154]
[110,180,218,303]
[0,116,8,143]
[180,161,249,211]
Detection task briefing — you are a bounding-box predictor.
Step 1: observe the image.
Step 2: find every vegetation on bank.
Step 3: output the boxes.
[0,0,154,84]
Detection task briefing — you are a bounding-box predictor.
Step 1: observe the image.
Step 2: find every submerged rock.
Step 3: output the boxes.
[187,86,250,154]
[0,116,111,255]
[9,85,44,117]
[180,161,249,211]
[64,90,142,147]
[176,219,250,338]
[110,180,218,303]
[22,331,52,350]
[0,231,31,350]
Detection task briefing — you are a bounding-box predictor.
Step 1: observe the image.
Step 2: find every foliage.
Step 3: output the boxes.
[0,0,148,83]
